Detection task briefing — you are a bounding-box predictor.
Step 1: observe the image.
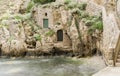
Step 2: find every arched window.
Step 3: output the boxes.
[45,13,47,16]
[57,30,63,41]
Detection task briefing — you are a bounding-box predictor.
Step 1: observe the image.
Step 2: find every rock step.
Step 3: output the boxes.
[115,63,120,67]
[117,55,120,59]
[92,67,120,76]
[116,59,120,62]
[115,51,120,66]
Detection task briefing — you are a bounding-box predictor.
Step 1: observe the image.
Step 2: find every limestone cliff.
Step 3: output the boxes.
[0,0,103,57]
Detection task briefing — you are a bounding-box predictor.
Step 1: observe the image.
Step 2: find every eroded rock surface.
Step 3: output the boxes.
[0,0,103,57]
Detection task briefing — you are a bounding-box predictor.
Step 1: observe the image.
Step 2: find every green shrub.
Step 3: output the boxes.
[8,36,14,42]
[87,16,103,34]
[14,15,23,21]
[55,21,61,25]
[0,19,9,28]
[79,13,103,34]
[77,3,87,10]
[0,24,3,28]
[52,2,63,9]
[33,0,55,4]
[26,1,34,13]
[14,13,31,21]
[85,20,93,26]
[45,30,55,37]
[0,13,12,21]
[79,11,89,19]
[34,34,42,41]
[93,21,103,30]
[64,0,71,4]
[14,15,22,20]
[88,27,95,35]
[81,18,87,22]
[71,8,80,14]
[67,2,77,9]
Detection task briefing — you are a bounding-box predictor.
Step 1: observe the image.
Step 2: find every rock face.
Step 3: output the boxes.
[2,40,26,57]
[86,1,102,16]
[102,0,120,66]
[117,0,120,16]
[31,1,103,56]
[0,19,27,56]
[0,0,103,57]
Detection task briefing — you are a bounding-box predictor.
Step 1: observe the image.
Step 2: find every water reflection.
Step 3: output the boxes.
[0,56,105,76]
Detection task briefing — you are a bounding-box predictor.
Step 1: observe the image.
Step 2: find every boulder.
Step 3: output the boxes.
[2,40,27,57]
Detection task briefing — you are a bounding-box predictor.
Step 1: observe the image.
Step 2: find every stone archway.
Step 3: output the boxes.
[57,30,63,41]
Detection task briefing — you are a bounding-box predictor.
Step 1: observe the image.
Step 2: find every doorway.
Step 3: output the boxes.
[57,30,63,41]
[43,19,49,28]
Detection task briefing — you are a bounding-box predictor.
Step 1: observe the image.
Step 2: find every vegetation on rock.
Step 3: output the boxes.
[34,34,42,41]
[82,15,103,34]
[33,0,56,4]
[0,0,104,57]
[64,0,71,4]
[65,0,103,35]
[45,30,55,37]
[26,1,35,13]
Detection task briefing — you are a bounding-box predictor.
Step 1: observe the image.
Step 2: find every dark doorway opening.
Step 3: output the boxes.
[57,30,63,41]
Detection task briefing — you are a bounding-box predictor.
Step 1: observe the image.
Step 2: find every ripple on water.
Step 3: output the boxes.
[0,56,105,76]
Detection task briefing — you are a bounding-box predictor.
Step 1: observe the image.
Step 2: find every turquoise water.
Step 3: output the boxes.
[0,56,105,76]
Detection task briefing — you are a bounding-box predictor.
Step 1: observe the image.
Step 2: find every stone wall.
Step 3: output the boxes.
[33,5,72,52]
[37,8,53,28]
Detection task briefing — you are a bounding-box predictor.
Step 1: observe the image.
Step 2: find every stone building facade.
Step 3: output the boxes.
[37,8,53,28]
[32,6,72,52]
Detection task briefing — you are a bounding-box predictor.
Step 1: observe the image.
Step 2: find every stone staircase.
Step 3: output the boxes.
[116,52,120,66]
